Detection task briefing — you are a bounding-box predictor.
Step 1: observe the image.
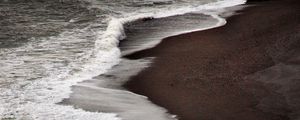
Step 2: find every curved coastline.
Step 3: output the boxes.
[124,0,300,120]
[0,0,297,119]
[62,1,248,120]
[61,10,240,120]
[0,0,247,119]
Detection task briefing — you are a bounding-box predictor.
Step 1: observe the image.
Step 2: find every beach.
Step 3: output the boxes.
[1,0,299,119]
[124,0,300,120]
[2,0,251,119]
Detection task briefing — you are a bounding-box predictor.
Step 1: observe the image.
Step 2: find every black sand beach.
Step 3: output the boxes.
[124,0,300,120]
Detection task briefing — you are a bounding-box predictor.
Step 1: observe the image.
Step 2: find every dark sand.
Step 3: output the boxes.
[124,0,300,120]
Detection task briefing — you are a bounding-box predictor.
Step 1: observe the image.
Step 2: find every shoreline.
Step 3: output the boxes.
[124,0,300,120]
[59,2,247,120]
[61,11,232,120]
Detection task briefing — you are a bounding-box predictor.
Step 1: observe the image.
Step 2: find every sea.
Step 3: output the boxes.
[0,0,245,120]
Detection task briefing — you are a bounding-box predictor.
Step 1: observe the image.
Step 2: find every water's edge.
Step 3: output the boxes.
[0,0,247,120]
[62,5,247,120]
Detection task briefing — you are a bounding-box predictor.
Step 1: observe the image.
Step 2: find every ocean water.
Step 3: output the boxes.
[0,0,246,120]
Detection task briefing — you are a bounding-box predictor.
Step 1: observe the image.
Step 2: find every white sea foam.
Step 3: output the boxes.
[0,0,246,119]
[0,27,122,120]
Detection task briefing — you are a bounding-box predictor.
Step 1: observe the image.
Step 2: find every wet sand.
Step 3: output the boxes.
[124,0,300,120]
